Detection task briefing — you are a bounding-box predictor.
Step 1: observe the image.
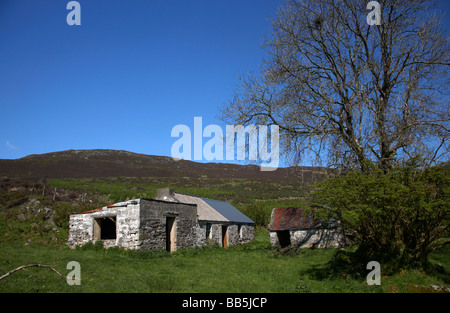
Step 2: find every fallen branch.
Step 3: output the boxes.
[0,264,78,281]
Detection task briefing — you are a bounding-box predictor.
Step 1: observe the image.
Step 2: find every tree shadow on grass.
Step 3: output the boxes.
[299,249,366,281]
[300,248,450,287]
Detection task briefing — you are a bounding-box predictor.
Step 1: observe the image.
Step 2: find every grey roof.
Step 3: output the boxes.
[156,189,254,224]
[175,193,227,222]
[200,197,254,224]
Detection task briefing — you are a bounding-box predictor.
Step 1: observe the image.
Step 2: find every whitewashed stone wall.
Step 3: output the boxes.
[269,227,344,249]
[68,213,93,247]
[227,225,239,246]
[291,228,342,248]
[68,204,141,249]
[68,201,255,250]
[116,203,140,249]
[239,224,254,244]
[195,223,207,247]
[210,224,222,246]
[196,222,255,247]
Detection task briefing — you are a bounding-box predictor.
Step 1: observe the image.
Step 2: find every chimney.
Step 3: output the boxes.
[157,188,175,201]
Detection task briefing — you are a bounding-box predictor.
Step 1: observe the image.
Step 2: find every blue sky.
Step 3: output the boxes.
[1,0,449,166]
[0,0,283,161]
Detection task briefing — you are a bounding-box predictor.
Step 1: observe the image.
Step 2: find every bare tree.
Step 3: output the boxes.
[221,0,450,172]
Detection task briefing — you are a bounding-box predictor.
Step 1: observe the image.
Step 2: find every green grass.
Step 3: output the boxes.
[1,177,449,293]
[1,228,449,293]
[47,177,307,205]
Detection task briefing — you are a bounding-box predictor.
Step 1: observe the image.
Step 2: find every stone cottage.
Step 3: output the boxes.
[155,188,254,248]
[68,189,254,251]
[268,207,344,249]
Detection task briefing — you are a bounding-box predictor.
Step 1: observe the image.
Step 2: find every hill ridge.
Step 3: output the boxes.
[0,149,332,183]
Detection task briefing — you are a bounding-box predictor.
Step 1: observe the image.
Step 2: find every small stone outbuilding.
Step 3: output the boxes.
[68,199,198,251]
[268,207,344,249]
[68,189,255,251]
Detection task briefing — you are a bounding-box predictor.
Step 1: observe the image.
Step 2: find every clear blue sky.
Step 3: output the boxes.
[0,0,283,161]
[1,0,449,166]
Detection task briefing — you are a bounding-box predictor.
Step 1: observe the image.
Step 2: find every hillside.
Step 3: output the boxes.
[1,150,449,294]
[0,149,328,240]
[0,149,332,183]
[0,149,336,250]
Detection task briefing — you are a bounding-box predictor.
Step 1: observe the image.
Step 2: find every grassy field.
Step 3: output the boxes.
[0,227,449,293]
[1,176,449,293]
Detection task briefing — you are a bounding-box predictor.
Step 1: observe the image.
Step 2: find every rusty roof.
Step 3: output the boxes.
[81,208,103,214]
[269,207,322,231]
[81,199,140,214]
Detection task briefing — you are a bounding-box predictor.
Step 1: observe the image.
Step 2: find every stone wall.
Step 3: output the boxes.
[68,213,93,248]
[239,224,255,244]
[138,199,198,250]
[195,223,207,247]
[68,199,255,251]
[292,228,343,248]
[196,222,255,247]
[116,204,140,249]
[226,225,239,246]
[68,203,140,249]
[139,218,165,250]
[269,227,344,249]
[210,224,222,246]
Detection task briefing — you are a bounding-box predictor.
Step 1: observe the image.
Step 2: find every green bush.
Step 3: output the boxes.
[239,204,271,227]
[51,202,77,229]
[311,161,450,272]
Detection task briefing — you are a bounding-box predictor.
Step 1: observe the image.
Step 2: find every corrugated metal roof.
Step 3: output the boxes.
[171,193,229,222]
[269,207,321,231]
[81,199,140,214]
[81,208,103,214]
[201,197,254,224]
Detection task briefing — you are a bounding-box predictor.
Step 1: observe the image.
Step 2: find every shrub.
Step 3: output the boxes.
[311,161,450,272]
[239,204,271,227]
[51,202,75,229]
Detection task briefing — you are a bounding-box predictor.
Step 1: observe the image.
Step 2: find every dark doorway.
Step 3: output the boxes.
[94,217,117,240]
[166,217,177,252]
[222,225,228,248]
[205,223,212,240]
[277,230,291,248]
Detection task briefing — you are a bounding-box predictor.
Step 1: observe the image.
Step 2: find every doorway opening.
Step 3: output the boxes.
[222,225,228,248]
[277,230,291,248]
[94,216,117,240]
[166,216,177,252]
[205,223,212,240]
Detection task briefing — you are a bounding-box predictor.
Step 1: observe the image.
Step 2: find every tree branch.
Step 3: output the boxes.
[0,264,79,282]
